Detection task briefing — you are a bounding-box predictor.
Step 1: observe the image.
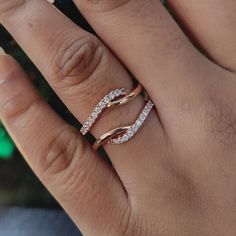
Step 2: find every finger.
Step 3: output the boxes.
[74,0,214,114]
[0,53,130,235]
[0,0,165,190]
[167,0,236,71]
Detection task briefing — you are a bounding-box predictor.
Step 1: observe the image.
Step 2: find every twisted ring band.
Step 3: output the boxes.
[80,83,154,149]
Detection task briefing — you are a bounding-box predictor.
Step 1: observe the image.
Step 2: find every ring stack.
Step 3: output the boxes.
[80,83,154,150]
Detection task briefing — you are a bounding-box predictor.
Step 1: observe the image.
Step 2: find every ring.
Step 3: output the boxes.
[80,83,154,149]
[80,83,143,135]
[93,100,154,150]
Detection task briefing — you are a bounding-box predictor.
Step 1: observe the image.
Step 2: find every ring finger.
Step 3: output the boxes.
[0,0,165,191]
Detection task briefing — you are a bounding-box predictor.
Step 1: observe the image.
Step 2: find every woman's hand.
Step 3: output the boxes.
[1,0,236,235]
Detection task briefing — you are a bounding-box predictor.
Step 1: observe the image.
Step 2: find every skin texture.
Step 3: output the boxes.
[0,0,236,235]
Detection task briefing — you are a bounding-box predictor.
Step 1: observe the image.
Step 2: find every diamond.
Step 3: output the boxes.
[99,101,106,109]
[136,120,142,127]
[116,137,122,144]
[121,88,127,94]
[140,114,146,121]
[104,96,110,103]
[91,112,97,119]
[132,125,138,133]
[128,130,134,136]
[95,106,101,113]
[83,121,89,129]
[109,92,115,99]
[123,135,129,142]
[88,117,93,123]
[114,89,120,96]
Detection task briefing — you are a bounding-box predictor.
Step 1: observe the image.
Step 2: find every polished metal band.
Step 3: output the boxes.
[80,83,154,149]
[93,100,154,150]
[80,84,142,136]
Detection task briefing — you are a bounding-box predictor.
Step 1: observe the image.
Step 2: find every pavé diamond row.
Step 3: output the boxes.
[80,83,154,149]
[80,88,128,135]
[80,84,142,136]
[108,100,154,145]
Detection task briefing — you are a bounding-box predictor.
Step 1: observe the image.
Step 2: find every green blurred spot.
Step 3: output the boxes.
[0,138,14,159]
[0,125,15,159]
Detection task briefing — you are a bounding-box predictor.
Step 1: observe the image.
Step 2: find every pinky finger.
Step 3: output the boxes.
[0,51,130,235]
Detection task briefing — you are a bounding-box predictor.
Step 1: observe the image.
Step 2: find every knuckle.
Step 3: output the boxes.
[0,0,27,16]
[38,126,102,204]
[38,127,85,177]
[0,55,41,122]
[79,0,131,13]
[52,35,105,88]
[120,207,133,236]
[39,127,100,204]
[0,55,18,81]
[1,92,40,122]
[59,160,99,205]
[201,97,236,148]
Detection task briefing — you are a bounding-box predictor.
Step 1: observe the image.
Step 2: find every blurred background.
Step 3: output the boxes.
[0,0,94,210]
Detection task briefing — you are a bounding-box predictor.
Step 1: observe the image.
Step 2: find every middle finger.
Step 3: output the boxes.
[75,0,220,124]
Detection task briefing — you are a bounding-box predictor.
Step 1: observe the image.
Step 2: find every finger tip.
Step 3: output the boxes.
[0,47,15,64]
[0,52,20,84]
[0,47,6,55]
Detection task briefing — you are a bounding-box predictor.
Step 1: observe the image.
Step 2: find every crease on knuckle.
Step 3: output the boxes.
[58,159,98,204]
[52,36,105,89]
[39,127,86,177]
[1,92,41,123]
[201,97,236,148]
[0,0,27,17]
[120,205,133,236]
[80,0,132,13]
[56,159,105,211]
[38,127,102,203]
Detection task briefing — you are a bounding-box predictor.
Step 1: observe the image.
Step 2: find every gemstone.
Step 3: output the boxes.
[95,106,101,113]
[140,114,146,121]
[114,89,120,96]
[137,120,142,127]
[99,101,106,109]
[116,137,122,144]
[128,130,134,137]
[91,112,97,118]
[109,93,115,99]
[104,96,110,103]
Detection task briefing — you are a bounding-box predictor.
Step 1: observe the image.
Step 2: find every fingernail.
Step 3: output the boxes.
[0,47,6,55]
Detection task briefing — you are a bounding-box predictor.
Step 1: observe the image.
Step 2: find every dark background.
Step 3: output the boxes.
[0,0,95,209]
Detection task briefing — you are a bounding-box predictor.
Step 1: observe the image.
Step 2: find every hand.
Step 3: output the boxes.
[1,0,236,235]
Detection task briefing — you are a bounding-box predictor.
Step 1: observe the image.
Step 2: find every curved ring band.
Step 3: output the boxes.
[93,100,154,150]
[107,83,142,108]
[80,83,142,135]
[92,126,131,150]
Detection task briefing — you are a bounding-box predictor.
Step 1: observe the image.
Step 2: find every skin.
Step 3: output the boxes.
[0,0,236,235]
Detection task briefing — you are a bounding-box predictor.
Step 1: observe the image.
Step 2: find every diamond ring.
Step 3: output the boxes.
[80,83,154,149]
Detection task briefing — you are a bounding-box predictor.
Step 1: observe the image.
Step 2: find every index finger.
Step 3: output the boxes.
[0,52,129,235]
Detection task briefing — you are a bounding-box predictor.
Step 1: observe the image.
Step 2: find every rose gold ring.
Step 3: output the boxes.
[80,83,142,136]
[92,126,131,150]
[107,83,142,108]
[93,100,154,150]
